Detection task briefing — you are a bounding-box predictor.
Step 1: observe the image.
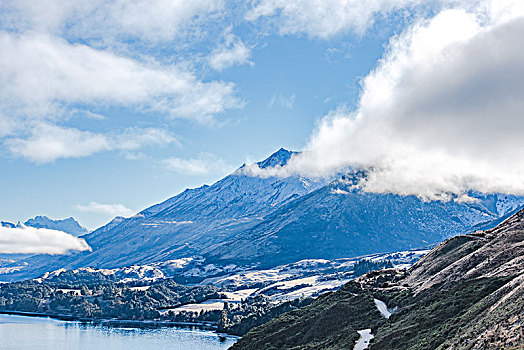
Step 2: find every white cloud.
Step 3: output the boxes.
[0,225,91,254]
[5,124,177,163]
[74,202,135,217]
[245,0,445,38]
[269,93,295,109]
[247,0,524,199]
[163,153,232,175]
[0,1,242,163]
[209,32,253,71]
[1,0,225,43]
[0,32,241,123]
[6,125,108,163]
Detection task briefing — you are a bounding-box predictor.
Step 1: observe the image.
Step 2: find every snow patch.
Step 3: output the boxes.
[354,329,374,350]
[160,299,226,315]
[374,298,396,319]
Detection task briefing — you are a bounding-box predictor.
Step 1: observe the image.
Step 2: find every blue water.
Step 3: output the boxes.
[0,314,237,350]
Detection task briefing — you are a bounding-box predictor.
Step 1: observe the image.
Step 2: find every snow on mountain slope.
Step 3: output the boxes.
[77,148,323,267]
[207,170,524,266]
[35,249,428,305]
[139,148,313,220]
[256,147,298,168]
[1,149,325,280]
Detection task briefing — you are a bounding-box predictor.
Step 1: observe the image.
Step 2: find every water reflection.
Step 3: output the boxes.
[0,314,237,350]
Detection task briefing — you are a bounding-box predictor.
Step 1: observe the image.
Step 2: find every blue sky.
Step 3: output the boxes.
[1,0,524,229]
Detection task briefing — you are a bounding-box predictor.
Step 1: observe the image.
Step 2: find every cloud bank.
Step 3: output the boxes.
[5,124,178,163]
[0,33,240,123]
[0,225,91,254]
[0,0,467,164]
[74,202,135,217]
[246,0,524,199]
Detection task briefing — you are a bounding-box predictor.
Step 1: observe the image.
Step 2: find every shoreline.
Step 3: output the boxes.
[0,310,225,333]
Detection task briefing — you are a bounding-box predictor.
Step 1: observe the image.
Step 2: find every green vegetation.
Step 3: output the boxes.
[231,281,388,350]
[372,276,514,349]
[0,277,221,322]
[352,259,393,277]
[231,273,519,350]
[218,295,313,336]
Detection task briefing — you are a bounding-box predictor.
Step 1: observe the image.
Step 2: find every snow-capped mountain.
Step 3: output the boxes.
[23,216,89,237]
[79,148,324,267]
[207,170,524,266]
[1,148,524,281]
[1,216,88,235]
[0,149,325,280]
[255,147,298,168]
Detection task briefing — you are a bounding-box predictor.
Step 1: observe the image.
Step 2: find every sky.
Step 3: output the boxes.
[1,0,524,231]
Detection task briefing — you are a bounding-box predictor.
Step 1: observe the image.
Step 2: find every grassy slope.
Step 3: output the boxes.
[230,282,385,350]
[372,276,513,349]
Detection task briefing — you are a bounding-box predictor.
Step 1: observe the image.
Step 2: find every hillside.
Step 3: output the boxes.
[231,209,524,349]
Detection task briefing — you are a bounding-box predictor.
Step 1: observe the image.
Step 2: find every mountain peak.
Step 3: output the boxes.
[1,221,15,228]
[257,148,297,169]
[23,215,88,237]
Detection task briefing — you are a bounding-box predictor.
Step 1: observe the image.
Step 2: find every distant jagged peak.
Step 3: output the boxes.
[25,215,78,226]
[23,215,89,237]
[0,221,16,228]
[256,148,299,169]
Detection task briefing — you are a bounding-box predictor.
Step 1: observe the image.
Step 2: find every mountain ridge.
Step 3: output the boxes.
[1,216,88,236]
[23,215,89,237]
[206,171,524,266]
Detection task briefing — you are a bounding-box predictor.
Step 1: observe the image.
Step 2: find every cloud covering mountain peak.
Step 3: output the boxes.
[247,0,524,201]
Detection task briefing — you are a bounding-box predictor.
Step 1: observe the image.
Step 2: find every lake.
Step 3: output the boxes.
[0,314,237,350]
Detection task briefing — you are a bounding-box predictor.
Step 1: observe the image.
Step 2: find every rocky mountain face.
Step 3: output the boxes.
[78,149,321,267]
[1,148,524,281]
[232,209,524,350]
